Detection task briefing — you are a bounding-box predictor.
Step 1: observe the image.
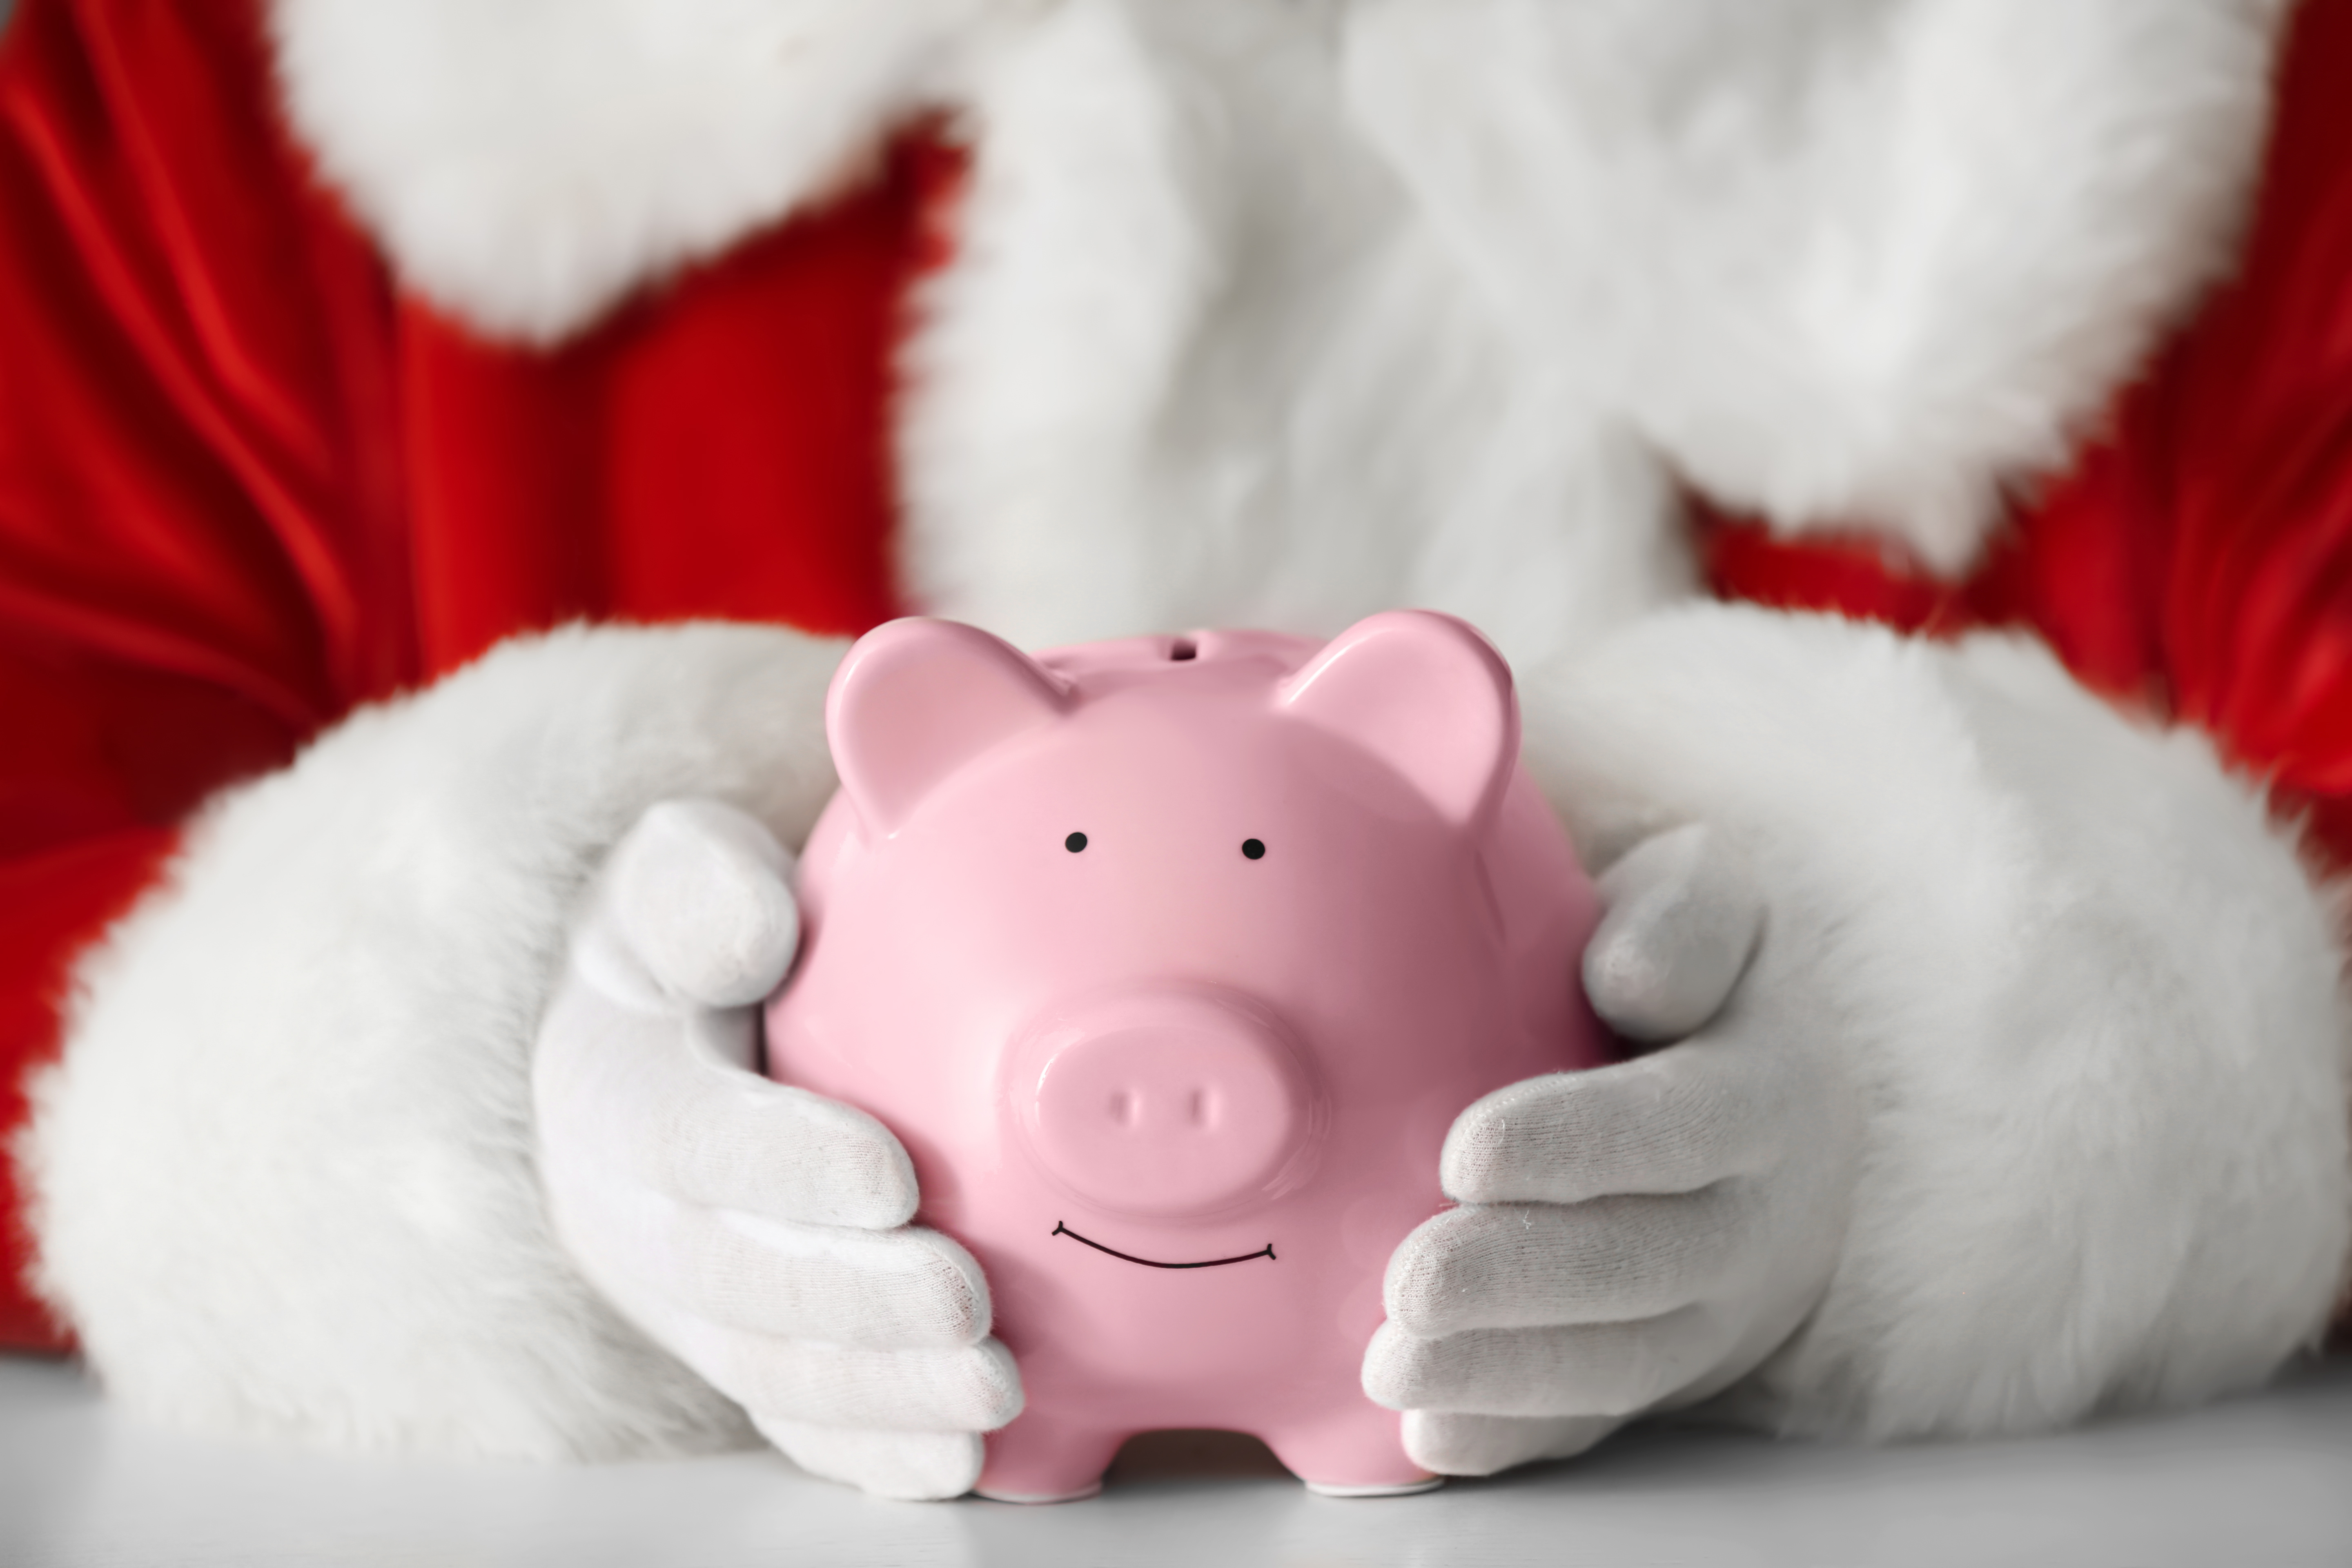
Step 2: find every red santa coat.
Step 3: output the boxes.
[0,0,2347,1426]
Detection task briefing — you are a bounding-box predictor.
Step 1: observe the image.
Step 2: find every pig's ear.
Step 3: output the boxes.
[826,618,1072,835]
[1277,610,1520,828]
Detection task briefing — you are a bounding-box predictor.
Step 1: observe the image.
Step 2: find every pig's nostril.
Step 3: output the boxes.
[1110,1089,1139,1127]
[1187,1087,1211,1127]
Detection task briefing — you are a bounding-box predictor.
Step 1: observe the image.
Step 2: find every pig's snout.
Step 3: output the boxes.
[1011,989,1314,1218]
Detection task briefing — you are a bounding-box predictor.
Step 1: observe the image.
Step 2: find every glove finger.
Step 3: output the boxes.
[1363,1306,1722,1417]
[653,1212,990,1348]
[603,798,802,1009]
[537,988,918,1227]
[1385,1191,1752,1335]
[1400,1411,1618,1477]
[754,1418,984,1501]
[1583,823,1761,1042]
[1441,1036,1815,1205]
[679,1325,1024,1432]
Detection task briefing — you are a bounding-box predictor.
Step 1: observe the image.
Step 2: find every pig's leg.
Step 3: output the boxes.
[1264,1403,1442,1497]
[973,1417,1125,1503]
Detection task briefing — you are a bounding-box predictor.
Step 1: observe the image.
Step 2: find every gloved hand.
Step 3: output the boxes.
[534,799,1022,1499]
[1363,822,1863,1475]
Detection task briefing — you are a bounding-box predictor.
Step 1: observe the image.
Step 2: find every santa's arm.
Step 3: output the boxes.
[1,2,1007,1479]
[22,621,872,1457]
[1372,606,2347,1472]
[1523,607,2349,1441]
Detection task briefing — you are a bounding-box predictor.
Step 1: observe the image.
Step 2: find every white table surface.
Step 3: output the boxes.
[4,1352,2349,1568]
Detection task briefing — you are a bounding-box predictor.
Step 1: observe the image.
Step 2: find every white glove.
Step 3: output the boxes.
[1363,822,1862,1475]
[534,799,1022,1500]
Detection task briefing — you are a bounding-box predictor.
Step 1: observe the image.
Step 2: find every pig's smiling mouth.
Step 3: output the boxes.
[1051,1222,1276,1269]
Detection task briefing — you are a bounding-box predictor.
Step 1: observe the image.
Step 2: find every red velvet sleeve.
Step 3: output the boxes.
[2062,0,2352,867]
[0,0,402,1348]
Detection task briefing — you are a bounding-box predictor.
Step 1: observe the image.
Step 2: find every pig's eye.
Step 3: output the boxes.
[1065,832,1089,853]
[1241,838,1266,860]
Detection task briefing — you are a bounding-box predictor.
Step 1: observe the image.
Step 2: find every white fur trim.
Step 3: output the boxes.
[898,0,2279,666]
[1345,0,2285,574]
[19,624,846,1459]
[898,0,1692,673]
[269,1,2280,578]
[267,0,997,345]
[1522,606,2352,1437]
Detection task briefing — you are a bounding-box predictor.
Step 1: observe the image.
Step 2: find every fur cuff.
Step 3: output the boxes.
[19,623,844,1458]
[269,0,999,344]
[1523,605,2352,1437]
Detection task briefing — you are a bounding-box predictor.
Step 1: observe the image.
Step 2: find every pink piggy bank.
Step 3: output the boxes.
[765,610,1607,1502]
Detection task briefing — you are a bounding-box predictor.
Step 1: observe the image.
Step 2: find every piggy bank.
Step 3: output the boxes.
[764,610,1606,1502]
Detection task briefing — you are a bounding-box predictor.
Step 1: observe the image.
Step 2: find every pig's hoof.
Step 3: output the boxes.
[973,1479,1106,1505]
[1303,1476,1445,1498]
